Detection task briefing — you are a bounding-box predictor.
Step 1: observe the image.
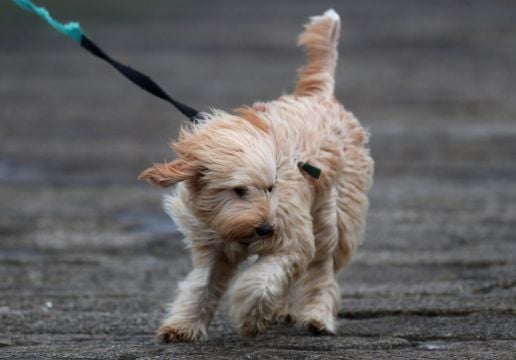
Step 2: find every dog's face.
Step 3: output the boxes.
[140,108,278,242]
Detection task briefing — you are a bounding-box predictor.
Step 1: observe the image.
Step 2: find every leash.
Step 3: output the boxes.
[12,0,321,180]
[12,0,200,122]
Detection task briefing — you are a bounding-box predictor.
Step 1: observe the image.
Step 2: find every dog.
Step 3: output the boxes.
[139,9,373,342]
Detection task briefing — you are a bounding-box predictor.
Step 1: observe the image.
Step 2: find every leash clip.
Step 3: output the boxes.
[298,161,321,179]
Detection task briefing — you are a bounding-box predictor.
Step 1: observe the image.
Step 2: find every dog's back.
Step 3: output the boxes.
[257,10,374,270]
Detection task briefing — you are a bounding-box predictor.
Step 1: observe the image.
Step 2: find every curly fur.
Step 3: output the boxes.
[140,9,374,341]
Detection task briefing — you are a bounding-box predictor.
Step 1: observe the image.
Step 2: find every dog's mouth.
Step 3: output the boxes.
[238,237,257,246]
[238,233,274,246]
[237,236,258,246]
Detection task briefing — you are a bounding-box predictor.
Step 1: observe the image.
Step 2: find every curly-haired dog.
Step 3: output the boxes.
[140,9,373,341]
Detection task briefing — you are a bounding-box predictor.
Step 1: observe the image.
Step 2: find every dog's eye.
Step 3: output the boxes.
[234,187,249,197]
[267,185,274,193]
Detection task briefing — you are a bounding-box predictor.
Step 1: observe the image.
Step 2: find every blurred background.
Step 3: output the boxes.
[1,1,515,358]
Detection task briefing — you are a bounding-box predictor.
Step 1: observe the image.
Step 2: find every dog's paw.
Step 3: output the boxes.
[157,323,207,343]
[305,318,335,335]
[298,309,336,335]
[272,311,294,325]
[231,289,273,337]
[271,302,295,325]
[237,310,272,338]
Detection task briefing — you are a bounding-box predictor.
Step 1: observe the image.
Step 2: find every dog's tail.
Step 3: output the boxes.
[294,9,340,97]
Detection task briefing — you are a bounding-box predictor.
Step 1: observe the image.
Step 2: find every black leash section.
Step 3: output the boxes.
[80,36,200,122]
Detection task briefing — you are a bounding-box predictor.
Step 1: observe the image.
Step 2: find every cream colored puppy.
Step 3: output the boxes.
[140,9,373,342]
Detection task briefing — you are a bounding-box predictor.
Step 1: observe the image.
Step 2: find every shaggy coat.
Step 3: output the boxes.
[140,9,373,341]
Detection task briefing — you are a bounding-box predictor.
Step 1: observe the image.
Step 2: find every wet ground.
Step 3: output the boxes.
[1,1,515,359]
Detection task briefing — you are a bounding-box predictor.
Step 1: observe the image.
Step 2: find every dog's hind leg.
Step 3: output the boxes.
[294,259,340,334]
[291,190,340,333]
[294,9,340,97]
[333,139,374,271]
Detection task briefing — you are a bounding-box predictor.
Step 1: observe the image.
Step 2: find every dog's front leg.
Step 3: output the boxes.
[230,237,314,337]
[157,250,238,342]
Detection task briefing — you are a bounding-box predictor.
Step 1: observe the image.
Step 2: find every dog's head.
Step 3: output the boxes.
[140,108,278,242]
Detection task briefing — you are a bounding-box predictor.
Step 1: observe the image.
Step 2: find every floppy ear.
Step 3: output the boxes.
[138,159,196,187]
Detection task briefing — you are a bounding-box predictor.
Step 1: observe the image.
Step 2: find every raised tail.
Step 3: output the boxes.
[294,9,340,97]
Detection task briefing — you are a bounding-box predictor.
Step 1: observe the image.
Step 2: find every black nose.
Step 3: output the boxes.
[255,224,274,237]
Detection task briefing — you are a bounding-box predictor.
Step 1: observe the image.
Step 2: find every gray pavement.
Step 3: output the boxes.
[1,1,515,359]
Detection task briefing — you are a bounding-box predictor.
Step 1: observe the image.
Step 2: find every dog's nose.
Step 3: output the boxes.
[255,224,274,237]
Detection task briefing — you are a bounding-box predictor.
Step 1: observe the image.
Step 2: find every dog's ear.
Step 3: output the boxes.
[138,159,196,187]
